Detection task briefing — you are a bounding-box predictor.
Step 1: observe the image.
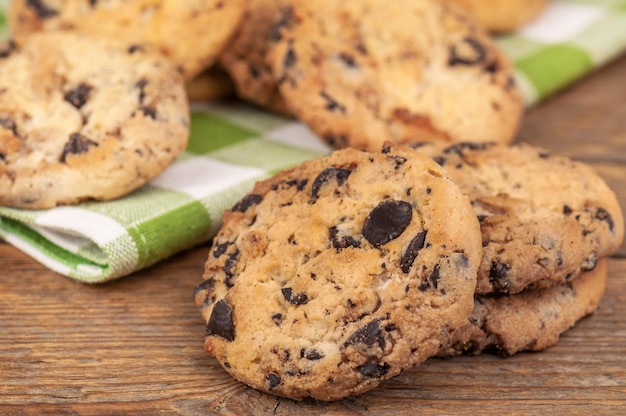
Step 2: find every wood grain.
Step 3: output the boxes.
[1,51,626,416]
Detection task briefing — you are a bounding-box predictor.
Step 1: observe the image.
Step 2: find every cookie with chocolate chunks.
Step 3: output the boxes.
[438,258,608,356]
[8,0,246,81]
[218,0,293,115]
[194,146,482,401]
[0,32,189,209]
[404,141,624,294]
[265,0,523,151]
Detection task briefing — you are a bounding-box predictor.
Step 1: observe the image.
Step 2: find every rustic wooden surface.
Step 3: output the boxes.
[1,53,626,415]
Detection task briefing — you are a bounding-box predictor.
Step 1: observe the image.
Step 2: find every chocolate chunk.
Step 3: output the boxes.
[268,6,294,42]
[311,167,352,202]
[444,142,493,157]
[389,155,407,170]
[26,0,59,19]
[419,264,440,291]
[224,248,240,288]
[301,348,324,360]
[581,252,597,272]
[212,241,232,258]
[64,83,92,109]
[484,61,499,73]
[283,41,297,69]
[205,300,235,342]
[0,40,17,59]
[0,117,18,137]
[140,106,157,119]
[563,205,573,215]
[429,264,440,288]
[271,313,283,325]
[338,52,359,68]
[330,226,361,250]
[433,156,446,166]
[231,194,263,213]
[266,373,282,389]
[320,91,346,113]
[489,261,511,290]
[401,230,427,273]
[595,207,615,232]
[135,78,148,104]
[281,287,309,305]
[455,252,470,269]
[362,200,412,247]
[193,278,215,296]
[449,37,486,66]
[127,44,145,54]
[60,133,98,163]
[357,361,390,378]
[344,320,385,349]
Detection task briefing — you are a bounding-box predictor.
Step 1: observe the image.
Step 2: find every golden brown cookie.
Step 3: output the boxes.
[438,258,608,356]
[8,0,246,81]
[194,145,482,400]
[405,141,624,294]
[0,32,189,209]
[266,0,523,151]
[218,0,292,115]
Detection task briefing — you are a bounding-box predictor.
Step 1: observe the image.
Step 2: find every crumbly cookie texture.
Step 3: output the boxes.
[0,32,189,209]
[8,0,246,81]
[266,0,523,151]
[444,0,548,33]
[406,141,624,294]
[438,258,607,356]
[219,0,292,115]
[195,146,482,401]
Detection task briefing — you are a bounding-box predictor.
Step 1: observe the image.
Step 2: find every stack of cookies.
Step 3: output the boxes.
[194,141,623,401]
[188,0,622,403]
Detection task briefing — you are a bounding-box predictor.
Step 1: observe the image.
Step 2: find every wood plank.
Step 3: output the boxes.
[1,243,625,415]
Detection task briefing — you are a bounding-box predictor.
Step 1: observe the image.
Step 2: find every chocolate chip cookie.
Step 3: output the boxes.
[218,0,292,115]
[194,145,482,400]
[8,0,246,81]
[266,0,523,151]
[405,141,624,294]
[0,32,189,209]
[438,258,607,356]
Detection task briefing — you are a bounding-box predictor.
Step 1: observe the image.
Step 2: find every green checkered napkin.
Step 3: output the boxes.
[1,0,626,282]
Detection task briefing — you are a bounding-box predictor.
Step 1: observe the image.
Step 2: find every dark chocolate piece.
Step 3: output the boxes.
[60,133,98,163]
[311,167,352,202]
[281,287,309,305]
[64,83,92,109]
[205,300,235,342]
[362,200,412,247]
[231,194,263,213]
[400,230,427,273]
[449,37,486,66]
[26,0,59,19]
[344,320,385,349]
[357,362,390,378]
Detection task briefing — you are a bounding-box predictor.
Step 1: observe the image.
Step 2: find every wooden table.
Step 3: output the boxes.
[2,55,626,416]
